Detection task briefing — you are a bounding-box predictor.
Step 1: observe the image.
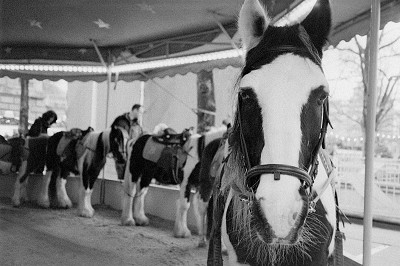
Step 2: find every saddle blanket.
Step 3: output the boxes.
[142,137,166,163]
[56,136,72,157]
[76,132,100,160]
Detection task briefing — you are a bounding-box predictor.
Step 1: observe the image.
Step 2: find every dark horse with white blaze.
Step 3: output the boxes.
[121,127,193,227]
[77,116,129,217]
[10,127,93,208]
[207,0,340,265]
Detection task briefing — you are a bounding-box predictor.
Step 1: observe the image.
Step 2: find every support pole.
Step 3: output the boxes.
[196,70,216,133]
[363,1,380,265]
[19,78,29,136]
[100,64,112,205]
[139,81,145,127]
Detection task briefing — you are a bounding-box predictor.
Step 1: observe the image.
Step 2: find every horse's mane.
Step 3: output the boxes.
[111,114,130,131]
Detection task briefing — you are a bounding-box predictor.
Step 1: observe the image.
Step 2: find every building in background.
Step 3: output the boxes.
[0,77,67,137]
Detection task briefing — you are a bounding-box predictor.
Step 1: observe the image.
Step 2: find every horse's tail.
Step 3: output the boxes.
[198,138,221,201]
[206,194,214,239]
[197,135,205,159]
[48,170,58,203]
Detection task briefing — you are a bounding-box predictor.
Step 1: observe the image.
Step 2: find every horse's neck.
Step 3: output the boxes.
[101,129,111,155]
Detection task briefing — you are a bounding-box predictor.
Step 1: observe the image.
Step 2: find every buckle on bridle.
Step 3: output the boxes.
[309,200,316,213]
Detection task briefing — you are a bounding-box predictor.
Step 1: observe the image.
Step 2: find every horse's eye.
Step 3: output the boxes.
[239,87,255,101]
[317,95,327,105]
[317,91,329,106]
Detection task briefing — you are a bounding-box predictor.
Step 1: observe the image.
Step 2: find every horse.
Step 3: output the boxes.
[121,127,194,228]
[207,0,340,265]
[10,127,93,208]
[175,126,227,238]
[0,135,28,175]
[77,116,130,218]
[191,135,227,247]
[43,127,94,208]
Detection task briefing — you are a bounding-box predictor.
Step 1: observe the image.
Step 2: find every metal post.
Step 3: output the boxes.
[100,65,112,205]
[139,81,145,127]
[19,78,29,136]
[363,0,380,265]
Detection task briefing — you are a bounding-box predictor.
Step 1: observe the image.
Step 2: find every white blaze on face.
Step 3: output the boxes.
[240,54,328,238]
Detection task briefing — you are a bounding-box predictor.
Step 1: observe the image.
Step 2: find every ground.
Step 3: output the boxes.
[0,197,210,266]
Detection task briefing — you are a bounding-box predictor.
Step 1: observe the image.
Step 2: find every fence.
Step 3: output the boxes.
[334,149,400,224]
[101,149,400,224]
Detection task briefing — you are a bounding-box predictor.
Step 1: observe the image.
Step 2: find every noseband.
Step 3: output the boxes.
[234,26,332,211]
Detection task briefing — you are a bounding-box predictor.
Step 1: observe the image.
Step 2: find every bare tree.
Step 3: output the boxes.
[332,23,400,143]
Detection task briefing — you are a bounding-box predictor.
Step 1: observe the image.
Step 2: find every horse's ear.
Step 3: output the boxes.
[300,0,331,53]
[238,0,270,53]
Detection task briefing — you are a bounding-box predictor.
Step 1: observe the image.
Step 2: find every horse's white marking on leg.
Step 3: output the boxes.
[57,178,72,208]
[78,187,94,218]
[121,141,136,226]
[133,186,149,225]
[12,162,27,207]
[222,189,250,266]
[121,178,137,226]
[192,191,208,247]
[173,177,191,238]
[37,171,51,208]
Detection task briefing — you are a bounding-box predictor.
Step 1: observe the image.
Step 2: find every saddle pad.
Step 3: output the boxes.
[210,141,225,178]
[0,143,11,160]
[56,136,72,157]
[142,137,166,163]
[76,132,99,160]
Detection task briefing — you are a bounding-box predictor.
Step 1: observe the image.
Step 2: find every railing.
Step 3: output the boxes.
[102,149,400,224]
[334,149,400,224]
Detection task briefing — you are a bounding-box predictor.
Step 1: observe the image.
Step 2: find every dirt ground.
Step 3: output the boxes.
[0,197,213,266]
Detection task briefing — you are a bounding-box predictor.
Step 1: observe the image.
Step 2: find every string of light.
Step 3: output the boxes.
[0,0,316,75]
[327,132,400,142]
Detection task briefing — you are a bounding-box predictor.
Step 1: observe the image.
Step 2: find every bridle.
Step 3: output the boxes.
[233,25,332,212]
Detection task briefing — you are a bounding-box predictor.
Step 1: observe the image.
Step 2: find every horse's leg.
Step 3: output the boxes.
[78,185,94,217]
[77,156,95,218]
[173,175,192,238]
[121,162,137,226]
[192,191,208,246]
[57,170,72,208]
[12,160,28,207]
[133,181,149,226]
[37,170,51,208]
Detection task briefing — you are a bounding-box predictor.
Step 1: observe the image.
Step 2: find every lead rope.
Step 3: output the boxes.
[207,154,228,266]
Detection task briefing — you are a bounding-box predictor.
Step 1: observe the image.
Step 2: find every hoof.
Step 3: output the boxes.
[174,228,192,238]
[134,216,150,226]
[198,239,207,248]
[12,199,21,208]
[37,199,50,209]
[79,209,94,218]
[121,218,136,226]
[58,199,72,209]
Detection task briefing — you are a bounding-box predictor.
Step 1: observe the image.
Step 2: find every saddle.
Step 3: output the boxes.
[56,128,85,158]
[152,128,186,145]
[0,137,28,173]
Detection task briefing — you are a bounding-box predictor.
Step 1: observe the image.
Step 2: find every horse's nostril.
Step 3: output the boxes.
[292,212,298,220]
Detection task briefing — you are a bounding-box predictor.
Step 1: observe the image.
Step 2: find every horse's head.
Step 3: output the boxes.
[180,127,194,150]
[111,114,131,133]
[229,0,331,245]
[110,125,129,179]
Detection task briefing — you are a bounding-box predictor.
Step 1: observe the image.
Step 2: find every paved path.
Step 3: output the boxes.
[342,219,400,266]
[1,197,399,266]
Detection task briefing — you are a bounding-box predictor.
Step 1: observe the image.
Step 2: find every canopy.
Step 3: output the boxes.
[1,0,400,82]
